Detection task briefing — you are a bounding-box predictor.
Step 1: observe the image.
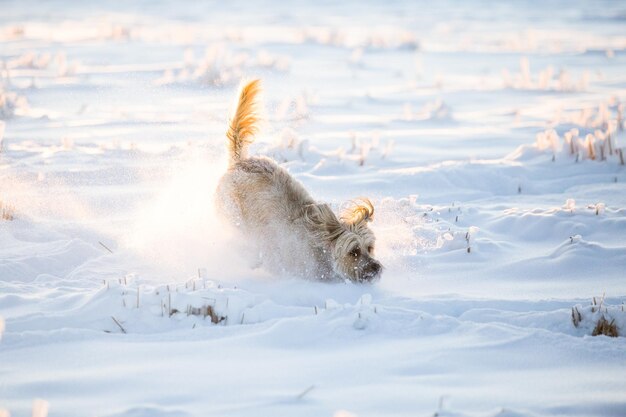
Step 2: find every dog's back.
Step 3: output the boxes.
[218,79,315,221]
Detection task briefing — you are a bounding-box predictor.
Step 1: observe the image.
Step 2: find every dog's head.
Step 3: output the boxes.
[304,198,382,283]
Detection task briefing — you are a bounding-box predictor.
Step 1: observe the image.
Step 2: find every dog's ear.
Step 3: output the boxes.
[303,203,344,243]
[340,198,374,226]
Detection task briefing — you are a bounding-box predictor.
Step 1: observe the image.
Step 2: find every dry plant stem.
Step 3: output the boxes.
[207,305,224,324]
[111,316,126,334]
[571,307,582,327]
[296,385,315,400]
[98,241,113,253]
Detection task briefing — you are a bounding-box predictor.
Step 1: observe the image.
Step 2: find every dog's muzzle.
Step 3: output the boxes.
[361,260,382,282]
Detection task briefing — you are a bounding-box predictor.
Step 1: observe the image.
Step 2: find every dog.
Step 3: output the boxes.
[215,79,382,283]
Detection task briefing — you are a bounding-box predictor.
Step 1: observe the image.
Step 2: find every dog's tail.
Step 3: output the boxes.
[226,79,261,165]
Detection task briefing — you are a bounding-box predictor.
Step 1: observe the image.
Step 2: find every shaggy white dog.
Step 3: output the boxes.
[216,80,382,282]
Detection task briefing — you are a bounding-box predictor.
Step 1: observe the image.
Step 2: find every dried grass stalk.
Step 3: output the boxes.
[592,316,619,337]
[571,307,582,327]
[185,304,225,324]
[0,200,15,221]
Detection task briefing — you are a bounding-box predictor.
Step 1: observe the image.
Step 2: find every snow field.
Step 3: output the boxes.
[2,1,626,416]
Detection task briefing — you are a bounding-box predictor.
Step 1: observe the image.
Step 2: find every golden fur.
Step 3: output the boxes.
[226,79,261,164]
[341,198,374,225]
[216,80,382,282]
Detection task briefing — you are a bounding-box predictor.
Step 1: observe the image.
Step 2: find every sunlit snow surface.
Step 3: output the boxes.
[1,1,626,416]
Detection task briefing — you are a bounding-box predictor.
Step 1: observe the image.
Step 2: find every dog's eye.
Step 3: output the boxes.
[349,248,359,257]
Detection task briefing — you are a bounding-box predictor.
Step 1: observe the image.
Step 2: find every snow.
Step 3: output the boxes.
[1,1,626,416]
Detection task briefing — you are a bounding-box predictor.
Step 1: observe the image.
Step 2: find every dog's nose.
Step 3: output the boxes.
[363,261,382,280]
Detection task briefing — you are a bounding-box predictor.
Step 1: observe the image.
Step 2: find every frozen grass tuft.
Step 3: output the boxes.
[155,44,289,87]
[274,92,311,122]
[503,57,588,91]
[103,276,231,332]
[571,296,624,337]
[0,200,15,221]
[402,99,452,121]
[592,316,619,337]
[186,304,225,324]
[298,26,418,50]
[5,51,78,77]
[0,87,28,119]
[1,60,29,119]
[531,99,625,164]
